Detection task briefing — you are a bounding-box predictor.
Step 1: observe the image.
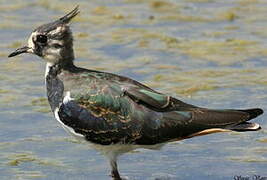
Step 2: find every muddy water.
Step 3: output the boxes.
[0,0,266,179]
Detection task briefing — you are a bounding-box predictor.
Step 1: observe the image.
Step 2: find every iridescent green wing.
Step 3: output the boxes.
[60,79,146,145]
[67,69,195,113]
[122,86,196,112]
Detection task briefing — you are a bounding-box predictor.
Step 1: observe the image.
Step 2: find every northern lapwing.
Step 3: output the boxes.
[8,6,264,180]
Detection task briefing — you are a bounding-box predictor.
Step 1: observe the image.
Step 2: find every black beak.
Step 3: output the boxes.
[8,46,31,58]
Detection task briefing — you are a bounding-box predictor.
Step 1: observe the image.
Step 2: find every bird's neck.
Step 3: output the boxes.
[45,59,76,78]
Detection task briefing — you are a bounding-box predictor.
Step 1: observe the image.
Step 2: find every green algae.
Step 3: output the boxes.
[7,153,36,166]
[2,95,17,104]
[6,152,64,167]
[76,32,89,39]
[173,39,260,65]
[30,98,50,113]
[157,7,238,23]
[63,137,81,144]
[91,6,112,15]
[187,0,214,2]
[0,89,9,94]
[0,21,27,30]
[149,1,180,12]
[159,14,211,22]
[1,60,40,73]
[202,31,230,38]
[257,138,267,143]
[152,64,180,70]
[145,67,267,96]
[7,41,23,49]
[103,28,264,65]
[112,14,125,20]
[0,52,8,57]
[0,2,31,12]
[32,0,78,12]
[174,84,219,96]
[228,156,267,163]
[0,142,16,150]
[216,10,237,22]
[12,169,45,179]
[251,147,267,154]
[31,98,48,107]
[34,108,50,113]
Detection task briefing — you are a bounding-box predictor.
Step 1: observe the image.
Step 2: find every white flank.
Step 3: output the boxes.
[63,91,74,104]
[54,107,85,140]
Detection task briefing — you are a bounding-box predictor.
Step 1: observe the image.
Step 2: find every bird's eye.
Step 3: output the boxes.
[36,35,47,44]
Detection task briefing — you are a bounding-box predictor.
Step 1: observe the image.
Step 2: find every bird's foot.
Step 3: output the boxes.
[110,172,128,180]
[110,174,122,180]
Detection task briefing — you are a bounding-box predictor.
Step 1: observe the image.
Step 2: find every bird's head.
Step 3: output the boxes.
[8,6,79,64]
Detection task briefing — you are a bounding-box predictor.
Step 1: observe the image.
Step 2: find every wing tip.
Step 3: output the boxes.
[230,108,263,132]
[239,108,264,120]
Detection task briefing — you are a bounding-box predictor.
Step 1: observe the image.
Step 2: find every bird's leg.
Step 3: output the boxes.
[109,157,121,180]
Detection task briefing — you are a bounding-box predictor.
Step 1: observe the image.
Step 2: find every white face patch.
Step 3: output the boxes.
[26,25,74,64]
[27,31,37,53]
[27,31,63,63]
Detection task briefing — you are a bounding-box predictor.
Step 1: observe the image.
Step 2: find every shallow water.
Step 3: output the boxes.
[0,0,267,179]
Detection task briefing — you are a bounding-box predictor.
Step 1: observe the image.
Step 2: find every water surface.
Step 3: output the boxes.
[0,0,266,179]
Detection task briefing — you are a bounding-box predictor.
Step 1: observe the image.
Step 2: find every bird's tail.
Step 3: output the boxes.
[226,108,263,132]
[182,108,263,139]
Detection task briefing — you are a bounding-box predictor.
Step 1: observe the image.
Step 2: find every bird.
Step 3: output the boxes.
[8,6,264,180]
